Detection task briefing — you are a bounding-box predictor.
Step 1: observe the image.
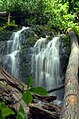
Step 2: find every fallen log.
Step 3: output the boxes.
[33,94,56,103]
[29,103,60,119]
[0,66,28,114]
[42,103,61,113]
[48,83,65,93]
[60,31,79,119]
[0,66,60,119]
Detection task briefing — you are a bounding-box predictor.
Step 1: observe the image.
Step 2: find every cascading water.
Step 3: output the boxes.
[32,37,63,100]
[5,26,29,79]
[1,26,63,101]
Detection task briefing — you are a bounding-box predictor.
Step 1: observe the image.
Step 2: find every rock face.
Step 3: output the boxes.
[0,30,13,65]
[18,28,37,82]
[59,35,70,79]
[0,41,7,56]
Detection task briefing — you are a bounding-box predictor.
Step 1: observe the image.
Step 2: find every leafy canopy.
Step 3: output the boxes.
[0,0,79,34]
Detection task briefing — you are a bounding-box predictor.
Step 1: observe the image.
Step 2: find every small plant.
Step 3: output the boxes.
[16,76,48,119]
[3,20,17,30]
[0,102,15,119]
[16,105,27,119]
[22,76,48,106]
[0,77,48,119]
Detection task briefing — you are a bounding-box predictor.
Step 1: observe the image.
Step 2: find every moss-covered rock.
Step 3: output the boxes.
[59,34,71,77]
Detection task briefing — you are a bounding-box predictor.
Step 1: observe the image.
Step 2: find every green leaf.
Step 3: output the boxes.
[16,105,27,119]
[16,112,25,119]
[0,111,4,119]
[0,102,6,110]
[22,90,33,105]
[30,87,48,96]
[1,107,15,117]
[27,76,33,88]
[19,105,24,113]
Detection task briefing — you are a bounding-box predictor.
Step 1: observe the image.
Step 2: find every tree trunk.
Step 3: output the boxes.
[60,31,79,119]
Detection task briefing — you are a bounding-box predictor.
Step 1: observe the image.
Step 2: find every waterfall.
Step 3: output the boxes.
[4,26,29,79]
[32,37,63,100]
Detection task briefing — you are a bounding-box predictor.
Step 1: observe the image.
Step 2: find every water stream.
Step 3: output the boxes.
[1,27,63,101]
[32,37,63,100]
[5,26,29,79]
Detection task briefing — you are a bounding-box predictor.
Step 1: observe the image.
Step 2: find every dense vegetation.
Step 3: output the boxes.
[0,0,79,35]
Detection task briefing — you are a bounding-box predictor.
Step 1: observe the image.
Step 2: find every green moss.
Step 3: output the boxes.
[3,24,17,30]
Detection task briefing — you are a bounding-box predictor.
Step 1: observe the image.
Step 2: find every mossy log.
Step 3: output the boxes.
[60,31,79,119]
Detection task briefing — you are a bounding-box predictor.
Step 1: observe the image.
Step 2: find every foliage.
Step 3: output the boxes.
[3,20,17,30]
[21,76,48,119]
[22,76,48,106]
[18,77,48,119]
[0,102,15,119]
[16,105,27,119]
[0,77,48,119]
[0,0,79,34]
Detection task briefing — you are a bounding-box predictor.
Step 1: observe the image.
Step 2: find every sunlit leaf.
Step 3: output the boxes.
[1,107,15,117]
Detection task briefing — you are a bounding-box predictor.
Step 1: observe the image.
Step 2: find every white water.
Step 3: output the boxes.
[32,37,63,100]
[6,26,29,78]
